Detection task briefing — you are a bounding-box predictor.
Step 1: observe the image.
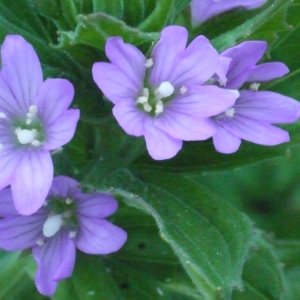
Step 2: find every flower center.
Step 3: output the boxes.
[12,105,45,148]
[43,214,64,237]
[136,81,175,116]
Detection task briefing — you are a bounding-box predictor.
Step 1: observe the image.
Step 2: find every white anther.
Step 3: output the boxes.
[145,58,154,68]
[36,239,44,246]
[0,143,3,150]
[180,86,187,94]
[155,100,164,114]
[142,88,149,97]
[143,103,152,112]
[225,108,235,117]
[66,198,73,205]
[250,83,261,92]
[26,119,32,125]
[136,96,148,104]
[69,231,76,238]
[29,105,38,114]
[43,214,63,238]
[31,139,42,147]
[155,81,174,99]
[0,112,6,119]
[43,200,48,206]
[15,128,37,144]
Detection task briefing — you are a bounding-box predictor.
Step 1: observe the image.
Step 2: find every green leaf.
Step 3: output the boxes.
[84,168,254,299]
[210,0,292,52]
[139,0,191,32]
[273,240,300,300]
[233,234,284,300]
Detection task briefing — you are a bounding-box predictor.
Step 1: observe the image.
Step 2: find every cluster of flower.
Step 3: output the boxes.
[0,36,127,295]
[93,24,300,160]
[0,0,299,296]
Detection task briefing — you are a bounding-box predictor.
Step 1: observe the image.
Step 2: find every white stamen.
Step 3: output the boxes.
[225,108,235,117]
[155,100,164,114]
[43,214,64,238]
[0,112,6,119]
[250,83,261,92]
[69,231,76,238]
[66,198,73,204]
[155,81,174,100]
[15,128,37,144]
[142,88,149,97]
[145,58,153,68]
[43,200,48,206]
[180,86,187,94]
[0,143,3,150]
[29,105,38,114]
[143,103,152,112]
[36,239,44,246]
[26,119,32,125]
[136,96,148,104]
[31,139,42,147]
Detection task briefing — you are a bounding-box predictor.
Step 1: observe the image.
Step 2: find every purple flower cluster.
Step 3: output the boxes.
[190,0,268,26]
[0,36,127,296]
[0,176,127,295]
[93,26,239,160]
[92,25,300,158]
[211,41,300,153]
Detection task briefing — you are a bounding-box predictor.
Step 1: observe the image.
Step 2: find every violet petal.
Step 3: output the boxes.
[11,150,53,215]
[76,216,127,254]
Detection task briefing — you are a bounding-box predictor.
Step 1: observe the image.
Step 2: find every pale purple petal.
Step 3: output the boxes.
[43,109,80,150]
[33,231,76,296]
[112,101,147,136]
[105,37,146,84]
[167,86,238,117]
[11,151,53,215]
[1,35,43,113]
[77,193,118,218]
[212,125,242,154]
[215,56,232,86]
[217,115,290,145]
[0,75,23,116]
[0,212,45,251]
[0,146,22,190]
[48,176,79,199]
[144,121,183,160]
[92,62,140,104]
[0,188,20,216]
[191,0,267,26]
[169,35,220,86]
[247,62,289,82]
[155,113,215,141]
[235,91,300,123]
[33,79,75,125]
[149,26,188,86]
[76,216,127,254]
[221,41,267,89]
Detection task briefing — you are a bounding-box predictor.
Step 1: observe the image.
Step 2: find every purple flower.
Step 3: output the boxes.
[0,35,80,215]
[0,176,127,296]
[92,26,239,160]
[190,0,267,26]
[210,41,300,153]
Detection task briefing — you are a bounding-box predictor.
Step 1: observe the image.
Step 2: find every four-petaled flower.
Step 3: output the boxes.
[0,176,127,296]
[190,0,267,26]
[92,25,239,160]
[211,41,300,153]
[0,35,80,215]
